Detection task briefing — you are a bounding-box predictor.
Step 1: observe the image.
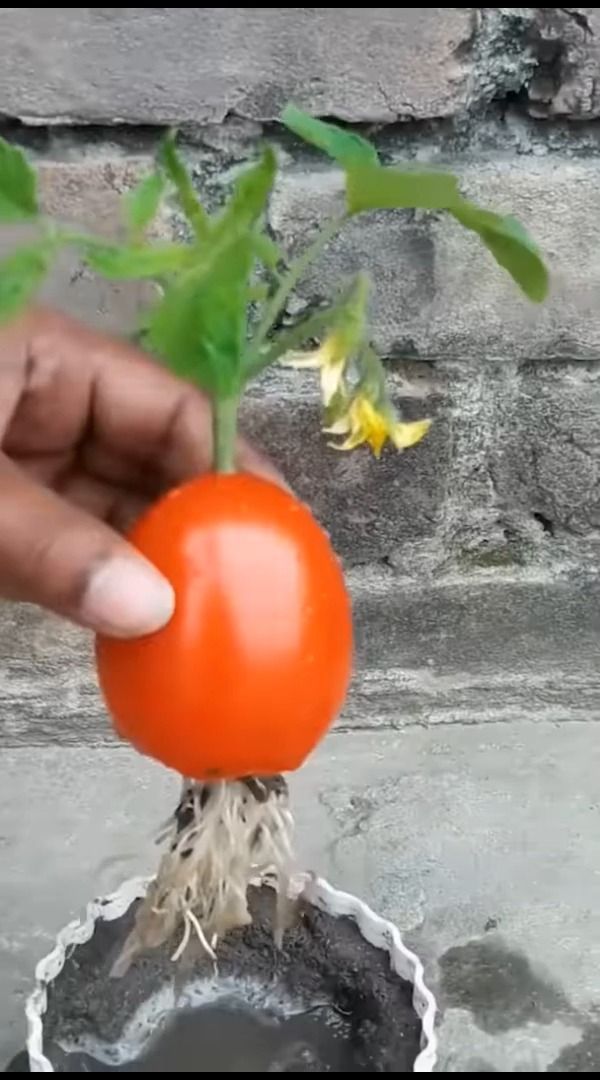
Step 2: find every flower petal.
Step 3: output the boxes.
[323,415,351,435]
[331,431,365,452]
[320,359,345,405]
[366,428,387,457]
[391,418,432,449]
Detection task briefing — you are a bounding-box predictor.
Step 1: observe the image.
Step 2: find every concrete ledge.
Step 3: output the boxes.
[2,574,598,746]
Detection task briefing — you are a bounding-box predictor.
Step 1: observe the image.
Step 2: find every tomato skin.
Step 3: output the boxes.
[96,474,352,779]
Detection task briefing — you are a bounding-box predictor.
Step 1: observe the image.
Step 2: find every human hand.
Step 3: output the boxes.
[0,308,282,637]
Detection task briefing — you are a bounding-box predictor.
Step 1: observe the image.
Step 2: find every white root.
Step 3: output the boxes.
[186,909,217,962]
[111,776,294,977]
[170,912,191,963]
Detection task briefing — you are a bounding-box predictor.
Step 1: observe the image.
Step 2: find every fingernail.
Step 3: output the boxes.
[82,556,175,638]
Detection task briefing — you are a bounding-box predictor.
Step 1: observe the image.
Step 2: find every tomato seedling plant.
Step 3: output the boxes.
[0,107,548,469]
[0,109,548,963]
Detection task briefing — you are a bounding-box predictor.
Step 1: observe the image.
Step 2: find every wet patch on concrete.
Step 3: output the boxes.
[439,936,571,1034]
[548,1020,600,1072]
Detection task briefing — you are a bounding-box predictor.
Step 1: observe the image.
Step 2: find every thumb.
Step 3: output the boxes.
[0,455,174,637]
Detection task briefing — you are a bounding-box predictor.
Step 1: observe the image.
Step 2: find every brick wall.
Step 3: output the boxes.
[1,8,599,744]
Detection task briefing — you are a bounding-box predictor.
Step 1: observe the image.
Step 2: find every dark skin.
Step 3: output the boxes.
[0,307,282,636]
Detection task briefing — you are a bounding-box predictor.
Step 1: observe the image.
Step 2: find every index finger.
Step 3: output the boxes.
[21,308,285,492]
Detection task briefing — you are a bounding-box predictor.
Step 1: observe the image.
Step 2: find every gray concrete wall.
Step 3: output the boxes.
[4,11,600,1073]
[1,7,599,742]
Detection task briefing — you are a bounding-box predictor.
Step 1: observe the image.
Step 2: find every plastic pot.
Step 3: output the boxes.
[23,874,437,1073]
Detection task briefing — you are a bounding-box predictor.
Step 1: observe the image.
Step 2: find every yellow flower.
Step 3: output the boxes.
[282,330,348,406]
[326,394,431,458]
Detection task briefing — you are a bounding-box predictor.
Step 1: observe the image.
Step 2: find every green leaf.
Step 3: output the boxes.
[157,130,209,240]
[145,233,253,396]
[81,239,189,279]
[247,282,269,303]
[451,200,549,302]
[124,170,166,240]
[252,232,282,270]
[0,138,38,222]
[346,163,459,214]
[0,243,51,322]
[282,105,379,167]
[215,148,277,241]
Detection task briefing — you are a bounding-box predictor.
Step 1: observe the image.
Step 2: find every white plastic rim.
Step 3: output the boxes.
[25,874,438,1073]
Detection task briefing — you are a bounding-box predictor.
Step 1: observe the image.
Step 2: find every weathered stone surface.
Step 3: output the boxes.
[420,358,600,566]
[269,159,600,361]
[526,7,600,119]
[37,159,158,232]
[242,370,445,567]
[491,361,600,540]
[2,573,598,746]
[4,7,599,129]
[0,8,475,126]
[0,157,161,334]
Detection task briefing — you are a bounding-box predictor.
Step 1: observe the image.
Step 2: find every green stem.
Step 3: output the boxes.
[245,305,343,379]
[250,215,345,354]
[212,396,239,474]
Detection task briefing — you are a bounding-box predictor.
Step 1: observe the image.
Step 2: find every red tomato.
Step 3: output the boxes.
[96,473,352,779]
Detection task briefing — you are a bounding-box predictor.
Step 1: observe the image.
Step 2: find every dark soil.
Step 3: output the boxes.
[38,888,421,1072]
